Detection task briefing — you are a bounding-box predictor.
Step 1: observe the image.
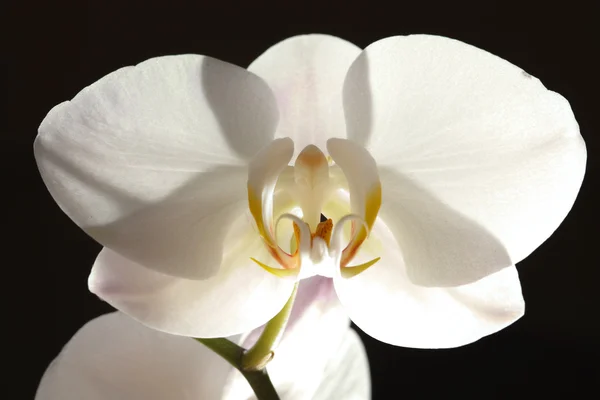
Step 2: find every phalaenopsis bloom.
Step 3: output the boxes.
[36,34,585,354]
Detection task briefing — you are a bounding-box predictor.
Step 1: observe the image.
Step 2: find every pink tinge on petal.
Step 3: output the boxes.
[226,276,352,399]
[248,34,362,159]
[241,276,341,349]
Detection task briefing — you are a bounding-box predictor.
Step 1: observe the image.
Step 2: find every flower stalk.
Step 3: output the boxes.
[195,282,299,399]
[195,337,280,400]
[242,282,299,371]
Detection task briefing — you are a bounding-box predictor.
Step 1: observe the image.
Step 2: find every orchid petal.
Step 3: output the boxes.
[267,276,350,400]
[35,312,232,400]
[89,206,295,338]
[35,55,279,280]
[37,310,368,400]
[334,217,525,348]
[224,276,354,399]
[265,330,370,400]
[344,34,586,286]
[312,330,371,400]
[248,34,361,157]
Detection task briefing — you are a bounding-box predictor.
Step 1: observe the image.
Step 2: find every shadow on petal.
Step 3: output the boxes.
[378,167,512,287]
[446,266,524,323]
[40,141,142,216]
[343,53,372,148]
[201,57,277,161]
[84,165,250,280]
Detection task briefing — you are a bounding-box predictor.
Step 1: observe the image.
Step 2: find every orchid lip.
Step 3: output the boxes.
[247,139,382,280]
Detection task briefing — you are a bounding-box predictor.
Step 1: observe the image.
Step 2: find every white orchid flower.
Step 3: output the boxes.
[35,34,586,349]
[36,278,370,400]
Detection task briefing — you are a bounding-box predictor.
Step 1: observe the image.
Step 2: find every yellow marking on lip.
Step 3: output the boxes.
[293,218,333,249]
[341,183,382,267]
[293,222,302,248]
[341,257,380,279]
[251,258,300,278]
[247,186,270,244]
[248,186,297,269]
[364,183,382,231]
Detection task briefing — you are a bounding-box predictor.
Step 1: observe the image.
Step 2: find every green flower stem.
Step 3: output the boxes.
[242,369,281,400]
[195,337,280,400]
[195,283,299,400]
[241,282,299,371]
[194,337,244,371]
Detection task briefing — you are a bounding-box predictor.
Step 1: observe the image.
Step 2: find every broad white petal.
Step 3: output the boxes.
[248,34,361,157]
[36,312,232,400]
[35,55,279,279]
[334,217,525,348]
[38,310,366,400]
[239,276,349,349]
[313,330,371,400]
[223,276,352,399]
[344,35,586,285]
[89,208,296,337]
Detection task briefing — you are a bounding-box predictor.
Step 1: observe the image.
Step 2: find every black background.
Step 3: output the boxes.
[8,0,598,399]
